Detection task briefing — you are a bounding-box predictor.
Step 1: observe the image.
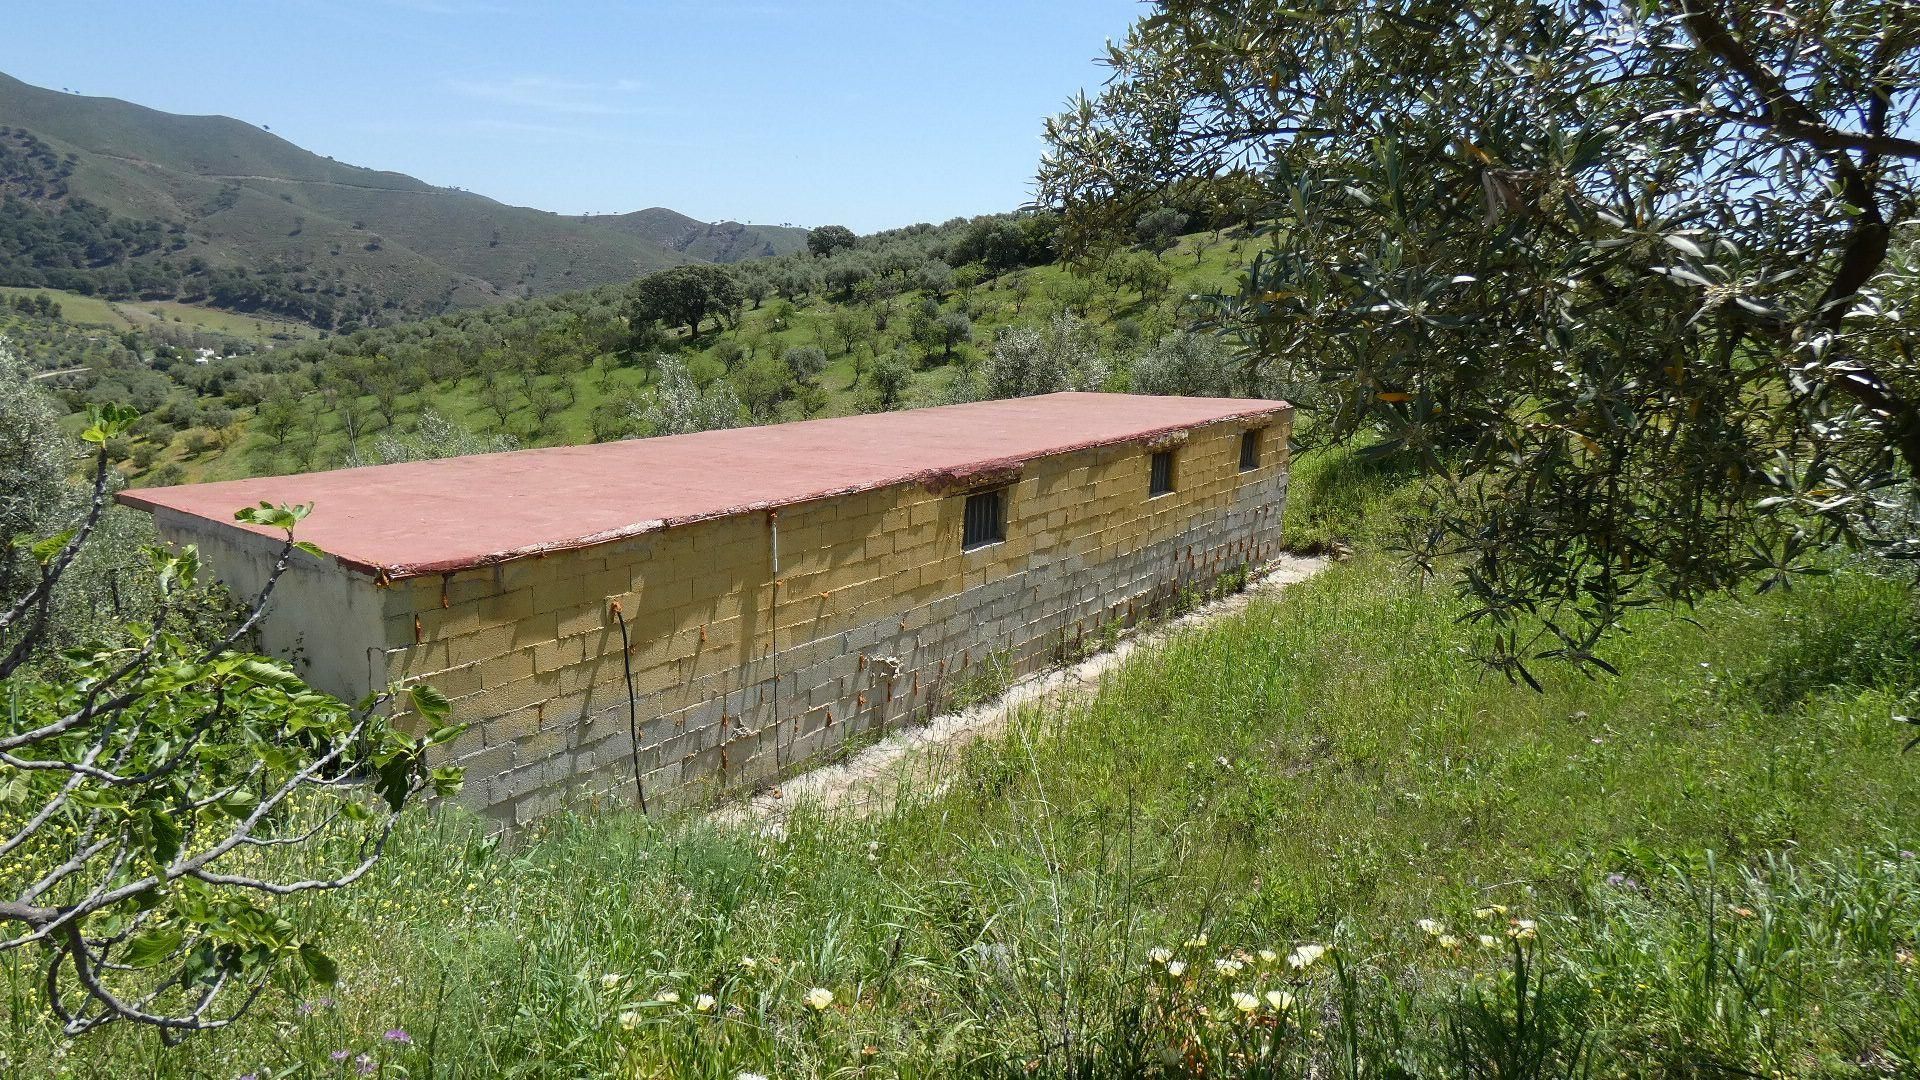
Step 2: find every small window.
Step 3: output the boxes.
[1149,450,1175,497]
[1239,429,1263,471]
[962,487,1005,549]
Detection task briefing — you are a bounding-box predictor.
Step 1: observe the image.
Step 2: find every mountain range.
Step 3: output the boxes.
[0,71,806,328]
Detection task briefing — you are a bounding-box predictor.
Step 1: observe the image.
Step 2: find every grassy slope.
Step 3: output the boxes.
[16,451,1920,1077]
[0,71,797,317]
[0,285,317,346]
[161,231,1254,483]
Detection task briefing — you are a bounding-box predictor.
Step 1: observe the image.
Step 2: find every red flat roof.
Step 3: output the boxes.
[120,392,1289,580]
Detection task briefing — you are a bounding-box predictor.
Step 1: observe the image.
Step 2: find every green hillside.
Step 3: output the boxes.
[0,72,802,329]
[96,212,1258,486]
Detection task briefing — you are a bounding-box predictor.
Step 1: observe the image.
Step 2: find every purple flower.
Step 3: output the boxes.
[1901,850,1916,861]
[383,1028,413,1044]
[298,996,336,1016]
[1604,872,1639,890]
[354,1054,377,1076]
[329,1050,351,1062]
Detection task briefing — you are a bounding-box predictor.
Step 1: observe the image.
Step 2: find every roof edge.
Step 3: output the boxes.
[121,400,1293,582]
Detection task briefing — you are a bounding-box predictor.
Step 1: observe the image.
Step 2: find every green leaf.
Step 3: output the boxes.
[236,659,307,694]
[149,809,185,865]
[1662,233,1706,258]
[298,943,340,985]
[123,928,183,968]
[374,756,414,812]
[408,683,451,725]
[28,529,76,566]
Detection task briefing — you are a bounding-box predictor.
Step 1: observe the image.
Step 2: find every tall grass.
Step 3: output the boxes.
[9,453,1920,1077]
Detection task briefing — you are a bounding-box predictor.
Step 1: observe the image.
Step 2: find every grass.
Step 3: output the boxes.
[10,450,1919,1077]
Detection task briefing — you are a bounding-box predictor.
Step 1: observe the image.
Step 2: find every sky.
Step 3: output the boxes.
[4,1,1143,233]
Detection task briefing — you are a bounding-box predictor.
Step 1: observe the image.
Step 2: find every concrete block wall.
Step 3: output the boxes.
[376,412,1291,830]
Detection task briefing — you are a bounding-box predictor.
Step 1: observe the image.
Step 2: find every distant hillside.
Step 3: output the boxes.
[0,71,801,329]
[584,208,806,263]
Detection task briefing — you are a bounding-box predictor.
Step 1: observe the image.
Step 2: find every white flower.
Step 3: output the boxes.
[804,987,834,1011]
[1287,944,1326,970]
[694,994,716,1013]
[656,990,681,1004]
[1416,918,1446,936]
[1183,933,1208,949]
[1478,934,1501,949]
[738,1073,771,1080]
[1264,989,1294,1012]
[1230,991,1259,1013]
[1257,948,1278,964]
[1437,935,1461,950]
[739,956,759,970]
[1148,947,1173,964]
[1166,960,1188,977]
[599,972,624,990]
[617,1010,643,1031]
[1213,958,1244,977]
[1507,919,1538,941]
[1473,905,1508,919]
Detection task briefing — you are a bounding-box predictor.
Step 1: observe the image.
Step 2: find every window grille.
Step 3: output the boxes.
[1240,429,1262,470]
[962,487,1005,549]
[1149,450,1175,496]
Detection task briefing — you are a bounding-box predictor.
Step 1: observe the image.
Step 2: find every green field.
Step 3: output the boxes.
[14,452,1918,1078]
[0,285,318,345]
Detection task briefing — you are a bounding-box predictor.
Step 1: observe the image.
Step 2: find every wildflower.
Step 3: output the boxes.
[1603,873,1638,890]
[1183,933,1208,949]
[656,989,681,1004]
[1148,946,1173,964]
[739,956,759,970]
[1437,935,1461,950]
[383,1029,412,1044]
[1265,989,1294,1011]
[738,1073,771,1080]
[1507,919,1537,941]
[1257,948,1278,964]
[694,994,716,1013]
[1416,918,1446,936]
[618,1010,643,1031]
[805,987,834,1011]
[1478,934,1501,949]
[1213,958,1243,977]
[329,1050,351,1062]
[1166,960,1188,977]
[1473,904,1508,919]
[1230,991,1260,1013]
[1730,906,1755,919]
[1287,944,1326,970]
[354,1055,376,1076]
[600,973,625,990]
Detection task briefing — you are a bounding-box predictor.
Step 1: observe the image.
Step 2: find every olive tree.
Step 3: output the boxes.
[1041,0,1920,682]
[0,406,460,1037]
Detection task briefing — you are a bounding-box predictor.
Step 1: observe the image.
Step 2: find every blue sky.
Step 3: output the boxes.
[5,1,1143,232]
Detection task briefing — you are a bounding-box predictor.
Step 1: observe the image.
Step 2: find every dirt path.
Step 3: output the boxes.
[712,554,1330,832]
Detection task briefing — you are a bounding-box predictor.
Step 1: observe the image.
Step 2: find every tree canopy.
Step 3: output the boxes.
[1041,0,1920,681]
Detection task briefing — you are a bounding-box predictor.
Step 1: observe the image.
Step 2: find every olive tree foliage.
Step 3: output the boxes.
[635,355,742,436]
[0,406,461,1038]
[1131,330,1237,398]
[358,408,518,466]
[1040,0,1920,682]
[954,313,1111,403]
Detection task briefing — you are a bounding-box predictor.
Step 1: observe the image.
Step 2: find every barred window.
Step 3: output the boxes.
[962,487,1005,549]
[1149,450,1175,496]
[1240,429,1263,471]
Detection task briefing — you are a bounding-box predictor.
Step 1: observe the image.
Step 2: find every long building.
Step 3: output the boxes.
[122,392,1293,829]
